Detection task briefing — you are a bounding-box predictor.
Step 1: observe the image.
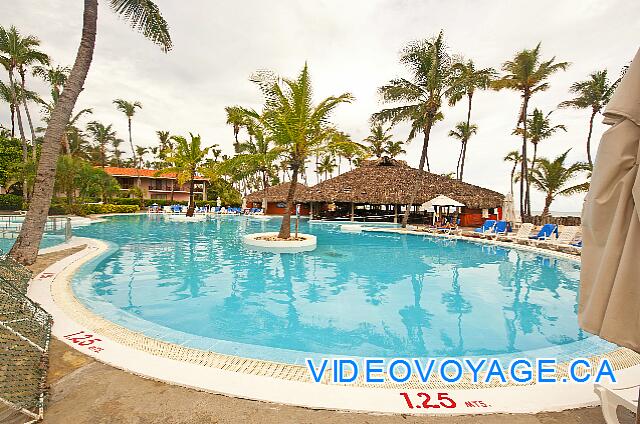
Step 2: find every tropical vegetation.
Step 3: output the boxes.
[0,13,625,262]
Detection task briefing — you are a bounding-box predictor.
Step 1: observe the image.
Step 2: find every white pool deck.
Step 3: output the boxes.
[26,229,640,416]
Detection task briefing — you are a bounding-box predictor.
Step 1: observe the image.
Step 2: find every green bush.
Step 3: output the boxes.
[0,194,25,210]
[83,204,139,214]
[48,203,68,215]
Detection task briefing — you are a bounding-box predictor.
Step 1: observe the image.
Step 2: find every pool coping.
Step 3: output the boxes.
[27,233,640,415]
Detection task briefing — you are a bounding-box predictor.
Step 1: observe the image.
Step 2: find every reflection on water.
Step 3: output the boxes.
[73,215,584,358]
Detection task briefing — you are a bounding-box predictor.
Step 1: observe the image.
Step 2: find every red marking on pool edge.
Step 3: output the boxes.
[38,272,55,279]
[400,392,457,409]
[63,330,105,353]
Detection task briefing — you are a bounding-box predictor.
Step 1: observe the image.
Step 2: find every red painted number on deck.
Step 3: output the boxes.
[63,330,104,353]
[400,392,457,409]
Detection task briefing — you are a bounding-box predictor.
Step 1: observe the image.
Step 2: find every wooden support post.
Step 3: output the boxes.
[394,204,398,223]
[350,203,355,222]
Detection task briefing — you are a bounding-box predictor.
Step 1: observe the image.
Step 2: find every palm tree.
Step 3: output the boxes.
[446,58,495,180]
[363,123,392,158]
[373,31,456,227]
[529,150,590,216]
[0,80,16,136]
[0,25,50,161]
[1,81,41,159]
[386,140,406,158]
[39,98,92,155]
[33,64,70,103]
[225,106,246,153]
[111,138,125,166]
[159,134,209,216]
[135,145,148,168]
[249,63,353,238]
[516,108,566,168]
[86,121,116,167]
[317,155,337,181]
[373,32,455,171]
[113,98,142,165]
[10,0,171,264]
[503,150,522,197]
[493,43,569,218]
[559,70,620,167]
[448,121,478,180]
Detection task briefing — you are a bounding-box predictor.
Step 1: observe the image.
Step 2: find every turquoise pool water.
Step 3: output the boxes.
[72,215,613,364]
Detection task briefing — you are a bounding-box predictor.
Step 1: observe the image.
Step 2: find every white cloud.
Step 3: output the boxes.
[3,0,639,212]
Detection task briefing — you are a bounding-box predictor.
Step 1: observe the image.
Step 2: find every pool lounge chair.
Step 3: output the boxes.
[474,219,497,234]
[527,223,559,245]
[482,220,508,238]
[594,383,639,424]
[501,223,534,243]
[538,226,580,250]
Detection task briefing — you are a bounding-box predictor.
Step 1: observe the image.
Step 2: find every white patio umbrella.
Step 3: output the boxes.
[502,193,516,224]
[420,195,465,224]
[578,49,640,421]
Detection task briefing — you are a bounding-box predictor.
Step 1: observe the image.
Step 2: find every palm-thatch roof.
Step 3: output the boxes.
[299,158,504,209]
[245,182,308,203]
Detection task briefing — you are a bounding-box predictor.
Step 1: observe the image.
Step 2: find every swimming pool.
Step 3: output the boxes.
[71,215,614,364]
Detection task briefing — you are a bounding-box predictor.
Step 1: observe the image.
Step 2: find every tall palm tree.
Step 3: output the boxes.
[448,121,478,180]
[446,58,495,180]
[1,81,40,159]
[493,43,569,218]
[39,98,92,155]
[0,25,50,160]
[373,32,457,227]
[33,64,70,103]
[503,150,522,197]
[249,63,353,238]
[386,140,406,158]
[135,145,148,168]
[529,150,589,216]
[373,32,455,172]
[317,155,337,181]
[111,138,125,166]
[558,70,620,167]
[158,133,209,216]
[0,80,16,136]
[10,0,171,265]
[225,106,246,153]
[363,123,392,158]
[113,98,142,165]
[86,121,116,167]
[516,108,566,168]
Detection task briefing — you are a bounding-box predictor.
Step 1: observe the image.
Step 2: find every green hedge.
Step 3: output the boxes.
[0,194,25,211]
[83,204,139,214]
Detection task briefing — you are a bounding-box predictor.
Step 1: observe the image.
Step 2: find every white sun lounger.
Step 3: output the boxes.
[594,384,638,424]
[499,223,534,242]
[539,226,580,249]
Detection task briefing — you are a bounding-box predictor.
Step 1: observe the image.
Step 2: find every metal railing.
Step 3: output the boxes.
[0,216,72,244]
[0,251,52,423]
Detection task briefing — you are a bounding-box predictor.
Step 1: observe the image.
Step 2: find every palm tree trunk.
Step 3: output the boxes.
[10,103,15,137]
[8,71,28,160]
[9,0,97,265]
[459,94,473,182]
[456,144,463,180]
[404,119,433,227]
[510,164,516,196]
[541,194,553,217]
[418,119,433,172]
[531,143,538,171]
[19,71,38,161]
[521,95,530,219]
[128,117,137,166]
[186,171,195,217]
[459,141,468,181]
[586,109,596,168]
[278,165,299,239]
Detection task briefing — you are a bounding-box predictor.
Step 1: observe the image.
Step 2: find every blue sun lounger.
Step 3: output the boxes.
[529,223,559,241]
[474,220,496,233]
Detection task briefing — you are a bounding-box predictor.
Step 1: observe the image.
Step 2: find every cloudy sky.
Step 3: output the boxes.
[4,0,640,212]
